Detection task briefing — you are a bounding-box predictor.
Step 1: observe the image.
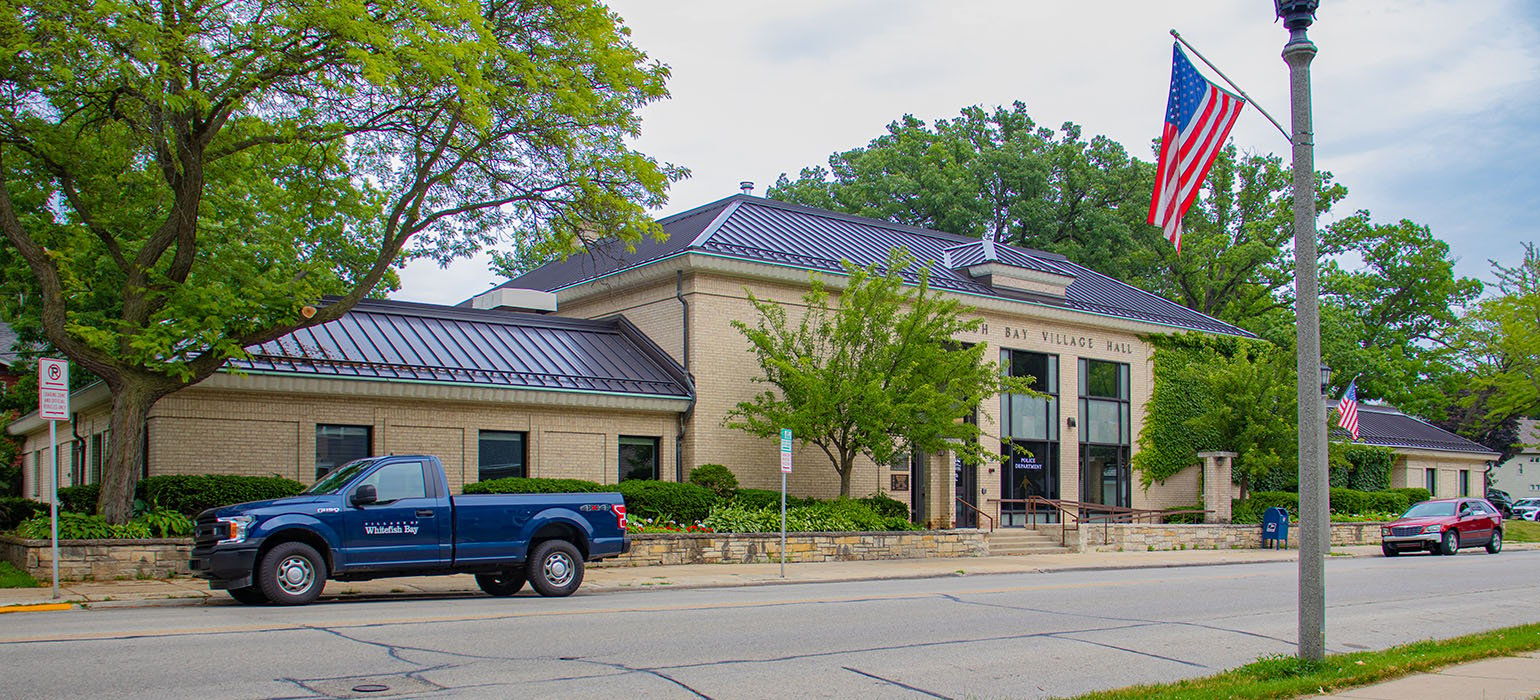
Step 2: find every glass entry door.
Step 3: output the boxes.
[1001,440,1058,526]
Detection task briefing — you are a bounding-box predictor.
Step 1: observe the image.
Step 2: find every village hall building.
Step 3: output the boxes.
[8,194,1498,527]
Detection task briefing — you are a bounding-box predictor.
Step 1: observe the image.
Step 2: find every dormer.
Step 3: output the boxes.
[942,240,1075,299]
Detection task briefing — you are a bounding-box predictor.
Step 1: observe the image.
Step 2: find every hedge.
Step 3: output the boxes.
[463,477,607,495]
[58,484,100,514]
[616,480,717,523]
[137,474,306,518]
[1233,486,1438,524]
[0,497,48,531]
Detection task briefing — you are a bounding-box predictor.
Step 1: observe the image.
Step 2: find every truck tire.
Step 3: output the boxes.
[527,540,583,597]
[258,541,326,605]
[227,586,269,605]
[476,570,527,597]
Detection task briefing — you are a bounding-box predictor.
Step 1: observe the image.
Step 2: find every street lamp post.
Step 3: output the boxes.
[1276,0,1327,662]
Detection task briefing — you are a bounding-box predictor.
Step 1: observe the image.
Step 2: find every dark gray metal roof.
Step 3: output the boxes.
[0,322,18,366]
[489,195,1252,337]
[1331,402,1497,455]
[232,299,692,400]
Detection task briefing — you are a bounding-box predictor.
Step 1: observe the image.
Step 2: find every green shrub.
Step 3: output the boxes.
[617,480,718,523]
[1367,490,1409,515]
[1386,487,1432,508]
[464,477,606,494]
[58,484,100,514]
[137,474,306,518]
[1329,487,1369,516]
[702,499,920,533]
[14,512,151,540]
[688,464,739,499]
[1163,504,1207,524]
[731,488,816,510]
[0,497,48,531]
[138,507,193,538]
[1233,491,1299,524]
[857,492,909,519]
[0,463,22,497]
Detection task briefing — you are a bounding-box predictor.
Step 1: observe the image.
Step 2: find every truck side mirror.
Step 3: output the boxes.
[351,484,378,507]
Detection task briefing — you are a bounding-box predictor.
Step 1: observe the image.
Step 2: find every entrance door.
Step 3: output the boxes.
[1001,440,1058,526]
[1079,444,1130,516]
[909,450,928,526]
[954,455,977,528]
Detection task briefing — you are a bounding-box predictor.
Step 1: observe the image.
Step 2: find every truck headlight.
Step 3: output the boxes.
[217,515,255,545]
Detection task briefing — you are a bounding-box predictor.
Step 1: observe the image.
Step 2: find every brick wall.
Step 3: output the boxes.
[1,534,192,580]
[597,530,988,566]
[1072,521,1384,552]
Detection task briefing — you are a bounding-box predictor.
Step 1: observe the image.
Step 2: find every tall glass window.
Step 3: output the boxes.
[1000,350,1059,525]
[1079,359,1131,509]
[316,424,372,481]
[479,431,527,481]
[619,436,659,482]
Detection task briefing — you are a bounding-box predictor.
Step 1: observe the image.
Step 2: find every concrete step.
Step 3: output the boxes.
[985,528,1071,555]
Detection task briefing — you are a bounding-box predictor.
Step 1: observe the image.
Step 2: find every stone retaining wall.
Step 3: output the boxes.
[1070,522,1382,552]
[0,534,193,581]
[596,530,989,567]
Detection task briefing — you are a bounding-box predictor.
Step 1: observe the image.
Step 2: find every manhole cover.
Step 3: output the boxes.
[301,674,439,698]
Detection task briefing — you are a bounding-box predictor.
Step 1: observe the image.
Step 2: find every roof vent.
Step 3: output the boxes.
[739,181,754,195]
[469,287,558,313]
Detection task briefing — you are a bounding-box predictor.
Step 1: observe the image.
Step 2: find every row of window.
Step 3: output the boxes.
[998,351,1133,511]
[26,431,110,497]
[315,425,661,483]
[1429,468,1477,498]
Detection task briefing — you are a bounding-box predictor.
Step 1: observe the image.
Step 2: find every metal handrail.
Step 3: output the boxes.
[955,498,995,532]
[995,497,1212,547]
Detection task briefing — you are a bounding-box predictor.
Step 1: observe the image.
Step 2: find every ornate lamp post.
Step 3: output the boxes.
[1276,0,1326,662]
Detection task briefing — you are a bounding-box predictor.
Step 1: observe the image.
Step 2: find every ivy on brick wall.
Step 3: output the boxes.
[1330,442,1397,491]
[1133,333,1238,488]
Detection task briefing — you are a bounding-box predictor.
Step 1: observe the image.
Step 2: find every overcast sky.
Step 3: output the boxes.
[395,0,1540,305]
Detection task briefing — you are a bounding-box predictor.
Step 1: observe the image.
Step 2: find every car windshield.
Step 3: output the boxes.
[305,458,379,495]
[1401,501,1456,518]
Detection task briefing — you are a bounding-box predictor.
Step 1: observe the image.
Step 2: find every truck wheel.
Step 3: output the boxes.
[227,586,269,605]
[527,540,583,597]
[258,541,326,605]
[476,570,527,597]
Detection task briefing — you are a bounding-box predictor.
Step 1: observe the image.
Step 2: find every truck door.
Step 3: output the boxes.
[344,460,450,569]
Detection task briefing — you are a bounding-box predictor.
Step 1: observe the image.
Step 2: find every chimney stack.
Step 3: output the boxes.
[739,181,754,195]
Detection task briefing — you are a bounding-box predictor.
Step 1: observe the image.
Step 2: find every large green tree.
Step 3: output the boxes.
[1439,244,1540,442]
[725,250,1031,498]
[0,0,682,521]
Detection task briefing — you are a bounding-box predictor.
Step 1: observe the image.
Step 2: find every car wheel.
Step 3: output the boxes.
[1439,530,1459,556]
[527,540,584,597]
[1487,529,1503,554]
[1381,543,1399,557]
[475,569,527,597]
[227,586,268,605]
[258,541,326,605]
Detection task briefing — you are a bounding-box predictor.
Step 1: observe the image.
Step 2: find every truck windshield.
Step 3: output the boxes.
[305,458,379,494]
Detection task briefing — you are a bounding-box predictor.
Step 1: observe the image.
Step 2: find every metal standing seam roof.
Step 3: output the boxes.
[231,299,693,400]
[1330,402,1497,455]
[489,195,1254,338]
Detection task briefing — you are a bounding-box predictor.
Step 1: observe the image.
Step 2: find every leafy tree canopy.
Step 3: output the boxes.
[0,0,682,521]
[725,249,1032,498]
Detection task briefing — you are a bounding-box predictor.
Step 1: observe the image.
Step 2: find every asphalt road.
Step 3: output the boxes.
[5,550,1539,699]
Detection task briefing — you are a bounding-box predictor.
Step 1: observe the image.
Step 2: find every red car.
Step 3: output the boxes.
[1380,497,1503,556]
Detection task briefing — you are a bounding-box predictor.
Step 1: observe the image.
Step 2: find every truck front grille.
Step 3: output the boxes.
[193,513,224,548]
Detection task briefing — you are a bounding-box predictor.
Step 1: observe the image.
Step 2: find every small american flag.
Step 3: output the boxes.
[1148,43,1246,251]
[1337,380,1360,441]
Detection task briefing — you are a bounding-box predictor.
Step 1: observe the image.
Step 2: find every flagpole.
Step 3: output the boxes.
[1170,29,1292,144]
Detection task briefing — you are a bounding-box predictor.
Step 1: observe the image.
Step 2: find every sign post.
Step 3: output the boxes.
[779,428,792,578]
[38,358,69,600]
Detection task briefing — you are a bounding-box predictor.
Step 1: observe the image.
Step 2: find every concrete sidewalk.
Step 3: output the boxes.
[3,543,1537,699]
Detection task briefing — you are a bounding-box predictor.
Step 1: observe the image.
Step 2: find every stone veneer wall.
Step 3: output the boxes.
[1071,522,1383,552]
[1,535,192,580]
[587,531,990,567]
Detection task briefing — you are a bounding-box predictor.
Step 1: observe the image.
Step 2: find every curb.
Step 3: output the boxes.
[0,602,74,614]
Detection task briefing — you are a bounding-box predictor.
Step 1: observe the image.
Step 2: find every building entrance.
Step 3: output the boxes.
[1001,439,1058,526]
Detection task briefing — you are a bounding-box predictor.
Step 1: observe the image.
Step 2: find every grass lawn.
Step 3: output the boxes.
[0,561,40,588]
[1503,520,1540,543]
[1070,624,1540,700]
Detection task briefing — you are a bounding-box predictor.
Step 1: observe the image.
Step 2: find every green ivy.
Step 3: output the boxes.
[1133,333,1248,487]
[1329,443,1396,491]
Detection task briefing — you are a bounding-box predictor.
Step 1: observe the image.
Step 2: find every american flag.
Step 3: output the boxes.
[1337,380,1360,441]
[1148,44,1246,251]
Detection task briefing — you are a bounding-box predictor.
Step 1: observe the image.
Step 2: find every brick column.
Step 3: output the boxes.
[1197,451,1237,523]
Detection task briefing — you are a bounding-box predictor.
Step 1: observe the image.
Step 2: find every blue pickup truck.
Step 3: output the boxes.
[189,455,629,605]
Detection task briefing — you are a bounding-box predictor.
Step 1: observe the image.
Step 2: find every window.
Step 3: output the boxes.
[30,451,40,498]
[316,424,372,481]
[1425,468,1437,494]
[357,461,428,502]
[1079,359,1132,509]
[619,436,659,481]
[1459,470,1471,497]
[89,432,106,485]
[478,431,527,481]
[1001,350,1058,441]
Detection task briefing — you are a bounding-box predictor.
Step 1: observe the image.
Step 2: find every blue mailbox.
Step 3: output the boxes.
[1261,507,1290,549]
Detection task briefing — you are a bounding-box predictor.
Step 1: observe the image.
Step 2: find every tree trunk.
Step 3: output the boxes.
[838,454,855,499]
[96,381,167,524]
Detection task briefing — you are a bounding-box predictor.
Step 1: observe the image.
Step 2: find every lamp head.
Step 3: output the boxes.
[1275,0,1319,31]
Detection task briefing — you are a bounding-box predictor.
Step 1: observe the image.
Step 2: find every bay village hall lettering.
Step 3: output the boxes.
[988,321,1135,355]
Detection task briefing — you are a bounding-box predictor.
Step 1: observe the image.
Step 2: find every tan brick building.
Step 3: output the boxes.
[9,301,694,499]
[483,195,1255,528]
